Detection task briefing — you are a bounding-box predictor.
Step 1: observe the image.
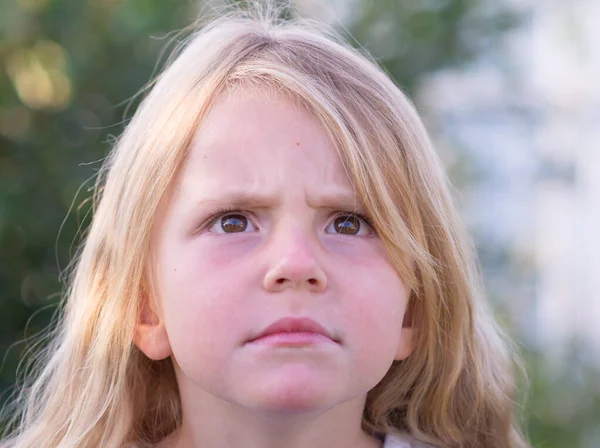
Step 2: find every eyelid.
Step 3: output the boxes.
[328,211,375,236]
[201,207,256,233]
[198,208,375,235]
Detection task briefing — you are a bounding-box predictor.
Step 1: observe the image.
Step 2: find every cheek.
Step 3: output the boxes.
[157,235,259,301]
[344,270,408,336]
[154,239,258,360]
[337,269,408,385]
[331,242,409,356]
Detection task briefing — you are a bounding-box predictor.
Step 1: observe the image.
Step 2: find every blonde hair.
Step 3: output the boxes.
[1,3,529,447]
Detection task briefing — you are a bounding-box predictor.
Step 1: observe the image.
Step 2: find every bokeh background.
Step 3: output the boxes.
[1,0,599,445]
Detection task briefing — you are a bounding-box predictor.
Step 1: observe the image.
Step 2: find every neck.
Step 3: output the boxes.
[157,387,382,448]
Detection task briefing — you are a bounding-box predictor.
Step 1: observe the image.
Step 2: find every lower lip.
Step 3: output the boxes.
[248,332,334,347]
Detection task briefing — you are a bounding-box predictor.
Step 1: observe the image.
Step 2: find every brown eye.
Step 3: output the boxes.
[334,216,360,235]
[206,211,257,234]
[326,215,372,236]
[220,214,248,233]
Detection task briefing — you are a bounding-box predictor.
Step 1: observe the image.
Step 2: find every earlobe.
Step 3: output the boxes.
[134,322,172,360]
[134,296,172,361]
[394,327,414,361]
[394,301,415,361]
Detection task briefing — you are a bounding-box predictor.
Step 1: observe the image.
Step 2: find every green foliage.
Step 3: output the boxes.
[522,344,600,447]
[1,0,598,445]
[346,0,521,92]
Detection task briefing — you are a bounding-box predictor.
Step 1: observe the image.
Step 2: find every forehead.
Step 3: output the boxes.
[173,88,356,201]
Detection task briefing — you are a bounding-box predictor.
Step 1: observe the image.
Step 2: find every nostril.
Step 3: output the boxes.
[274,278,318,285]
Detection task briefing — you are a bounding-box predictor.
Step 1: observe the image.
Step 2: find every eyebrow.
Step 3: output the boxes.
[187,189,366,213]
[189,191,278,211]
[308,191,366,212]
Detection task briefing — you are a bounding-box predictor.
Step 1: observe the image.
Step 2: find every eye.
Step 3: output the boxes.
[325,214,372,236]
[208,213,257,234]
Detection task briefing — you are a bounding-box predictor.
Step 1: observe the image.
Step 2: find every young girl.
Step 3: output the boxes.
[1,3,530,447]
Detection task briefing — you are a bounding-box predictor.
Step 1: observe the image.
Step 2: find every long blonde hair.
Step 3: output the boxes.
[1,3,529,447]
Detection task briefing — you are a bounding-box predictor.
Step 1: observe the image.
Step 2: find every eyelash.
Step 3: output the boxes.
[333,212,374,232]
[201,208,375,233]
[202,207,247,230]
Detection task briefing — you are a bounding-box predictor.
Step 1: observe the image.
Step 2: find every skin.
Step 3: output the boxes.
[135,88,414,448]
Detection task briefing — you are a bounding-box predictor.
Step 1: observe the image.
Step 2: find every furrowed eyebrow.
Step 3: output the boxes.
[190,191,279,211]
[187,189,366,213]
[306,191,367,213]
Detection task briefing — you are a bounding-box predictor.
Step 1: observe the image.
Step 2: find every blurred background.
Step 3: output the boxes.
[0,0,598,445]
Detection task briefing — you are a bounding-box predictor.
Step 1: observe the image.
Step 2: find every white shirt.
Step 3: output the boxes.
[383,432,435,448]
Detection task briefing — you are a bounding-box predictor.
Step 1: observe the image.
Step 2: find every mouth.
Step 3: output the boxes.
[246,317,339,346]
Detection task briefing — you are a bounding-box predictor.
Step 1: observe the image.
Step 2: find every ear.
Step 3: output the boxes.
[134,292,172,361]
[394,299,415,361]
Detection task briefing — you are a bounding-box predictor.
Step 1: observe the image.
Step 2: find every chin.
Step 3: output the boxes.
[246,373,340,415]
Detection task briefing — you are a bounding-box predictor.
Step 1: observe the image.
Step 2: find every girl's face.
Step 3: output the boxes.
[141,88,413,416]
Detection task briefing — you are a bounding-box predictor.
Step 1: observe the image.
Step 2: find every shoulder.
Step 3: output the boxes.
[383,431,437,448]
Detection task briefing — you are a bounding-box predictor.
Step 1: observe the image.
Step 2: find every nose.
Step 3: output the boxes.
[262,227,327,293]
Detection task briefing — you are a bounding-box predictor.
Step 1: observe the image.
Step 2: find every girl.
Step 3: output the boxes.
[1,3,530,447]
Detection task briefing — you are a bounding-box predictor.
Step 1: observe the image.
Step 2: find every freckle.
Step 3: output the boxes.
[296,142,301,147]
[203,155,207,159]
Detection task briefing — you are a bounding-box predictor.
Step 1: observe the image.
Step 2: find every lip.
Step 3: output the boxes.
[247,317,338,344]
